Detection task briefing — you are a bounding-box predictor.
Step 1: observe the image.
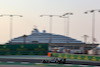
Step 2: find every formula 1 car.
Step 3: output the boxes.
[42,58,66,64]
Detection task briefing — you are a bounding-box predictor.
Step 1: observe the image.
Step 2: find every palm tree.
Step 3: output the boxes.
[82,35,89,54]
[83,35,89,43]
[23,35,27,44]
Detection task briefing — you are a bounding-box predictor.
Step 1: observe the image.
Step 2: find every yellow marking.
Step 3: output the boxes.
[77,56,81,59]
[58,54,62,58]
[84,56,89,60]
[92,57,96,61]
[70,55,74,59]
[64,55,68,58]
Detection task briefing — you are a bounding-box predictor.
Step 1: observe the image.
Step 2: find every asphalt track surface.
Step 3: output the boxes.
[0,58,42,63]
[0,65,45,67]
[0,58,100,66]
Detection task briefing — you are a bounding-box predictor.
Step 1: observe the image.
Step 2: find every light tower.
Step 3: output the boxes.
[40,15,60,44]
[84,9,100,45]
[0,14,23,43]
[62,12,73,37]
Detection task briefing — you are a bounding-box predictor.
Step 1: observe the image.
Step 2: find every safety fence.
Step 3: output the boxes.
[50,53,100,62]
[0,44,48,55]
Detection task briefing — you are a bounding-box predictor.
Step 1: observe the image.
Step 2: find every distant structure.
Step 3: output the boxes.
[8,28,99,50]
[9,28,83,44]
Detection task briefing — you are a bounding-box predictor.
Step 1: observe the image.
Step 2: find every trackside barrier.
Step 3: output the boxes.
[0,44,48,55]
[51,53,100,62]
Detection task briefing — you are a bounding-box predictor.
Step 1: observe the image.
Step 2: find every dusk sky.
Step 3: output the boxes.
[0,0,100,46]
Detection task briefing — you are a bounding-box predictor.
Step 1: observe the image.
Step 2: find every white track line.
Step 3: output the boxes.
[7,61,15,63]
[79,65,88,67]
[21,62,30,64]
[49,63,58,65]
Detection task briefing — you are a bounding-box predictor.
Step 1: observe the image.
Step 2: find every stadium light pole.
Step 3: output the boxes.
[59,16,69,45]
[40,15,60,45]
[59,16,68,36]
[62,13,73,37]
[84,9,100,45]
[0,14,23,43]
[61,13,73,44]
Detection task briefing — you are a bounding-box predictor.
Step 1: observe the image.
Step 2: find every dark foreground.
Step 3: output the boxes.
[0,58,99,66]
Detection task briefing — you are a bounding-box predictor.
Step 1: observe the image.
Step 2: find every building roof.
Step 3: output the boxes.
[9,28,84,44]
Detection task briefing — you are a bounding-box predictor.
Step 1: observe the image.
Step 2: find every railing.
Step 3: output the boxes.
[49,53,100,62]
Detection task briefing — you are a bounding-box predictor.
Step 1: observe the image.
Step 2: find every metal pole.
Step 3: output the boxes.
[60,17,68,43]
[62,12,73,50]
[62,12,73,37]
[67,16,69,37]
[92,12,95,45]
[64,18,66,36]
[49,15,53,44]
[10,16,13,42]
[40,15,60,45]
[84,9,100,48]
[0,14,23,43]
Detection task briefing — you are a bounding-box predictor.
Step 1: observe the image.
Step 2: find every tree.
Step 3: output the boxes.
[23,35,27,44]
[82,35,89,43]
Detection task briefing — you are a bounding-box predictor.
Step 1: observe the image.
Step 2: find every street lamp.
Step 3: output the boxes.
[0,14,23,43]
[40,15,60,45]
[84,9,100,45]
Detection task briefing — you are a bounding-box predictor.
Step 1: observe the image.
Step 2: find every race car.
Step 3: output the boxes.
[42,58,66,64]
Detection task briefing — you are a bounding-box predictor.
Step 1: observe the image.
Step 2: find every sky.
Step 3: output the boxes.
[0,0,100,46]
